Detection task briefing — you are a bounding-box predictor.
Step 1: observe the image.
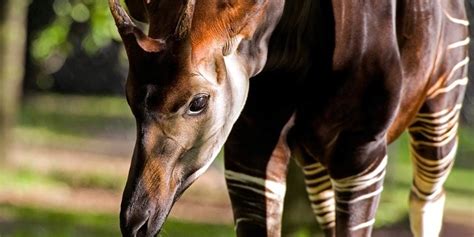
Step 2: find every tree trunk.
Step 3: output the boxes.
[0,0,29,161]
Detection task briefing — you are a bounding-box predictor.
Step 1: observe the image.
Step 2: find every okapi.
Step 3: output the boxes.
[109,0,469,236]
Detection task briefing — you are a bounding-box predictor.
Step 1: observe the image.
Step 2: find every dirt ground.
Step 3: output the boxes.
[3,144,474,236]
[373,217,474,237]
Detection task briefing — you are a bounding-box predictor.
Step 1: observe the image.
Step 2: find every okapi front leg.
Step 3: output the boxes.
[225,118,293,237]
[328,145,388,237]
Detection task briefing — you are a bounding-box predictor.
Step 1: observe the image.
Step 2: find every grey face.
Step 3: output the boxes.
[109,0,284,236]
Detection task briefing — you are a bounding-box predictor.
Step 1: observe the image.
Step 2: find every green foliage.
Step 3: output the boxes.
[0,204,121,237]
[0,204,234,237]
[16,94,134,147]
[48,169,126,191]
[0,167,66,191]
[31,17,71,64]
[32,0,121,63]
[0,165,125,194]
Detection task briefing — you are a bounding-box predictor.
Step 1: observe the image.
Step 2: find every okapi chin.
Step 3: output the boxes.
[109,0,469,236]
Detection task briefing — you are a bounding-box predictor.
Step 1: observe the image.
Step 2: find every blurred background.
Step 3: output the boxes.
[0,0,473,236]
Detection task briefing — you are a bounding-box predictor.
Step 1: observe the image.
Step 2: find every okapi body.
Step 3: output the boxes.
[109,0,469,236]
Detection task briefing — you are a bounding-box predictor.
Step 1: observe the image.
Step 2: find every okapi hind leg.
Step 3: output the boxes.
[293,150,335,237]
[407,7,468,236]
[408,98,463,237]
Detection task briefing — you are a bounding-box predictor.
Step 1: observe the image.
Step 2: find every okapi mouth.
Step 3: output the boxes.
[135,216,150,237]
[120,178,176,237]
[121,203,171,237]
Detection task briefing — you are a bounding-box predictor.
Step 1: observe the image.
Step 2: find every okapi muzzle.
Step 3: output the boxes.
[120,129,199,236]
[109,0,282,236]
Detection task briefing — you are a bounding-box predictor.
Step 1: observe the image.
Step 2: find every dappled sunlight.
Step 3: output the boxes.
[0,0,473,236]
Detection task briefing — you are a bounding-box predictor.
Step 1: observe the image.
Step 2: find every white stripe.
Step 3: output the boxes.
[409,115,459,136]
[303,166,326,175]
[336,186,384,204]
[331,157,387,192]
[414,163,453,192]
[308,189,334,202]
[412,123,458,143]
[225,170,286,198]
[227,182,267,196]
[444,10,469,26]
[306,180,332,195]
[304,163,323,170]
[416,164,452,179]
[336,206,351,214]
[447,37,470,50]
[411,185,443,201]
[315,212,335,225]
[413,105,461,125]
[311,198,335,212]
[332,171,385,192]
[416,104,463,119]
[235,217,254,227]
[413,157,456,198]
[410,138,458,201]
[349,218,376,231]
[334,156,387,183]
[409,128,457,147]
[410,140,458,167]
[428,77,468,99]
[235,215,265,230]
[427,57,469,96]
[410,115,460,139]
[311,204,334,215]
[305,174,330,185]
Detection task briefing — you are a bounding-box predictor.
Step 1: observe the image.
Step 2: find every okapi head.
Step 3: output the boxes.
[109,0,284,236]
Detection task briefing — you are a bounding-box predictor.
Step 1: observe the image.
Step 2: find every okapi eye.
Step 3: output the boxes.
[188,94,209,115]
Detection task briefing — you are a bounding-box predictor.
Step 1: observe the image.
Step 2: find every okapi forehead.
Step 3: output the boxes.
[143,0,263,51]
[191,0,258,42]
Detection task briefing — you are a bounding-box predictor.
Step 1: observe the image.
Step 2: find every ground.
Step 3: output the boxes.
[2,143,473,237]
[1,94,473,236]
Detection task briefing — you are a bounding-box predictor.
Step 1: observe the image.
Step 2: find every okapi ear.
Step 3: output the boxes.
[124,0,149,23]
[174,0,195,39]
[226,0,268,37]
[109,0,165,54]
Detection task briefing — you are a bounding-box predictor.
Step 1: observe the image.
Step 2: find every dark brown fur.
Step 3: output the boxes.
[110,0,469,236]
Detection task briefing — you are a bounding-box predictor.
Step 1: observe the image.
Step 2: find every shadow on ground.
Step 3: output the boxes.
[373,216,474,237]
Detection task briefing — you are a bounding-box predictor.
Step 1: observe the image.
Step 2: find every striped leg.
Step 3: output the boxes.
[330,153,388,237]
[225,117,293,237]
[294,151,335,237]
[304,163,336,237]
[408,103,462,237]
[408,9,468,235]
[223,68,296,236]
